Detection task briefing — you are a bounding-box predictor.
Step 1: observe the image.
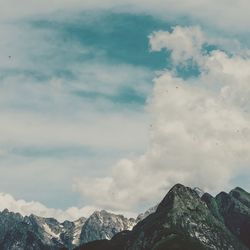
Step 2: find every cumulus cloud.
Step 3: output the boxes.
[74,26,250,211]
[0,192,98,222]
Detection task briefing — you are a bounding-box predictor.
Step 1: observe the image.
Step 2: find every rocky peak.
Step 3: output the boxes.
[61,220,75,229]
[156,183,200,213]
[201,192,223,222]
[79,210,136,244]
[230,186,250,208]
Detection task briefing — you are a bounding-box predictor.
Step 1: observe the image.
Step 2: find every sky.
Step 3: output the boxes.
[0,0,250,221]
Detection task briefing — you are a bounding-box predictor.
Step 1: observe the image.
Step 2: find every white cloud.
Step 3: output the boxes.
[0,192,98,222]
[149,26,205,65]
[0,110,148,151]
[74,26,250,212]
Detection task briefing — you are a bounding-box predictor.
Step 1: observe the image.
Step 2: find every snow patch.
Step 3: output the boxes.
[43,223,60,239]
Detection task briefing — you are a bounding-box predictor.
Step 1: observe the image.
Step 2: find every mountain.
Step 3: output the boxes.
[193,187,205,198]
[79,210,136,244]
[216,187,250,248]
[136,205,158,222]
[60,217,87,247]
[0,184,250,250]
[78,184,250,250]
[0,209,86,249]
[0,209,53,250]
[0,209,136,249]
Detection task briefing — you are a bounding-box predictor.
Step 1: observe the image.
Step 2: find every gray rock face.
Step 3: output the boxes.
[79,210,136,244]
[0,210,54,250]
[0,210,86,250]
[0,209,136,249]
[61,217,87,247]
[193,187,205,198]
[215,188,250,249]
[136,205,158,222]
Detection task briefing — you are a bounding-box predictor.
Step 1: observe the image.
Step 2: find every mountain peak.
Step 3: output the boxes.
[229,186,250,208]
[233,186,246,192]
[230,186,250,197]
[2,208,9,214]
[79,209,136,245]
[156,183,199,213]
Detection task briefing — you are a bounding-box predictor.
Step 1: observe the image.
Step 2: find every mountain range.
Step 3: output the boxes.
[0,184,249,250]
[0,208,138,249]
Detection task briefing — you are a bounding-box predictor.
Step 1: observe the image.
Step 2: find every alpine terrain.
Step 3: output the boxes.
[0,184,249,250]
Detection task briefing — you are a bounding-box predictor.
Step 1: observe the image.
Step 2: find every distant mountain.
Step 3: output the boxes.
[0,209,86,249]
[136,205,158,222]
[0,209,136,249]
[79,210,136,245]
[0,210,59,250]
[77,184,250,250]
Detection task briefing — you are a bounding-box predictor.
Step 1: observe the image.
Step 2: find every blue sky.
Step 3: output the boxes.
[0,1,250,220]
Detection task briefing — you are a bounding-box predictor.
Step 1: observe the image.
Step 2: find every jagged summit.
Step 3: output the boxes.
[229,186,250,208]
[156,183,200,213]
[0,207,138,250]
[79,209,136,245]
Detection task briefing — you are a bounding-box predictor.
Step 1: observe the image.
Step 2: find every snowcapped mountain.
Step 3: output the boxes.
[28,215,87,249]
[0,208,137,249]
[0,210,87,249]
[79,210,136,244]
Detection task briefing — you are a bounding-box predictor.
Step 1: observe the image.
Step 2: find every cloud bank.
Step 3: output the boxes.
[0,192,98,222]
[74,26,250,211]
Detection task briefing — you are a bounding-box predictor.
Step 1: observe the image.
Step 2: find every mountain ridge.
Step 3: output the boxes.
[77,184,250,250]
[0,184,249,250]
[0,208,136,249]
